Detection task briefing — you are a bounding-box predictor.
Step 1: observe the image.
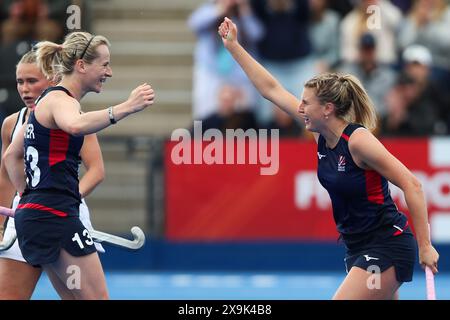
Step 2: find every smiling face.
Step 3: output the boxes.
[83,44,112,93]
[16,62,51,109]
[297,87,328,132]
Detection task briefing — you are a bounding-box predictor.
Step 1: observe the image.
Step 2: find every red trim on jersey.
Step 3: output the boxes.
[341,133,350,141]
[49,129,69,166]
[365,170,384,204]
[393,221,409,236]
[17,203,68,217]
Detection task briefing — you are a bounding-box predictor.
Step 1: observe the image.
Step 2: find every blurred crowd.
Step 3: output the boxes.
[1,0,449,140]
[0,0,90,123]
[189,0,450,138]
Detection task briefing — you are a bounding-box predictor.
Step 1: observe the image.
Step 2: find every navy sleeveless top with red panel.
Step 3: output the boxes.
[21,86,83,215]
[317,123,407,235]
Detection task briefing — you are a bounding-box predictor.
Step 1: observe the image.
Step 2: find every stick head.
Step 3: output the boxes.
[130,226,146,249]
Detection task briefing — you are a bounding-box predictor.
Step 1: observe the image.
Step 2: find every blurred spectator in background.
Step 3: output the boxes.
[398,0,450,90]
[326,0,353,18]
[381,45,449,136]
[0,42,31,118]
[202,83,257,133]
[391,0,414,14]
[262,104,303,138]
[188,0,263,121]
[340,0,403,65]
[1,0,83,119]
[0,0,64,45]
[250,0,314,126]
[339,33,397,118]
[309,0,340,73]
[0,1,7,22]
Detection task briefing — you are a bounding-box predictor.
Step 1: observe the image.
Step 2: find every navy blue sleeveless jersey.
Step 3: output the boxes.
[317,123,406,235]
[22,86,83,203]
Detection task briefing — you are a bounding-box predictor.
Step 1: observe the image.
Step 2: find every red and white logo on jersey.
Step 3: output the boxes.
[338,155,346,172]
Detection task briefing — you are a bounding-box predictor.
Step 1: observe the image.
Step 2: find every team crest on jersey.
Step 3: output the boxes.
[337,155,346,172]
[25,124,35,139]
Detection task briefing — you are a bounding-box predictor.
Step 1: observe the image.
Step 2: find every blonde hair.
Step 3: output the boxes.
[304,73,378,131]
[34,32,110,80]
[17,50,37,66]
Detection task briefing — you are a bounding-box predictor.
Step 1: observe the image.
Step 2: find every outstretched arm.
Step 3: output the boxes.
[349,128,439,274]
[79,134,105,198]
[50,83,155,136]
[218,17,302,122]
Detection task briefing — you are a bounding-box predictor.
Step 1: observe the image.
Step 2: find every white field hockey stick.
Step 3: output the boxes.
[0,206,145,250]
[0,229,16,251]
[0,206,16,250]
[89,226,145,250]
[425,223,436,300]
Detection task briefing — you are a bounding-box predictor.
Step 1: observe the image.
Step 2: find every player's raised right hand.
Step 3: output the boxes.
[218,17,238,49]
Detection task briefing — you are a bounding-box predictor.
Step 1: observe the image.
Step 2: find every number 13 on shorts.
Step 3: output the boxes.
[72,229,94,249]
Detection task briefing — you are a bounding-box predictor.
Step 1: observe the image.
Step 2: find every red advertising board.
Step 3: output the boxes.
[165,138,450,242]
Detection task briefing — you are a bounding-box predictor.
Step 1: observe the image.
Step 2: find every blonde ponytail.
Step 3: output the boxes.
[341,74,377,131]
[34,41,61,81]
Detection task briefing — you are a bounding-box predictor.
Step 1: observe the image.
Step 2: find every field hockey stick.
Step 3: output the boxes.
[425,223,436,300]
[0,207,16,250]
[0,206,146,250]
[0,225,146,251]
[0,229,16,251]
[89,226,145,250]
